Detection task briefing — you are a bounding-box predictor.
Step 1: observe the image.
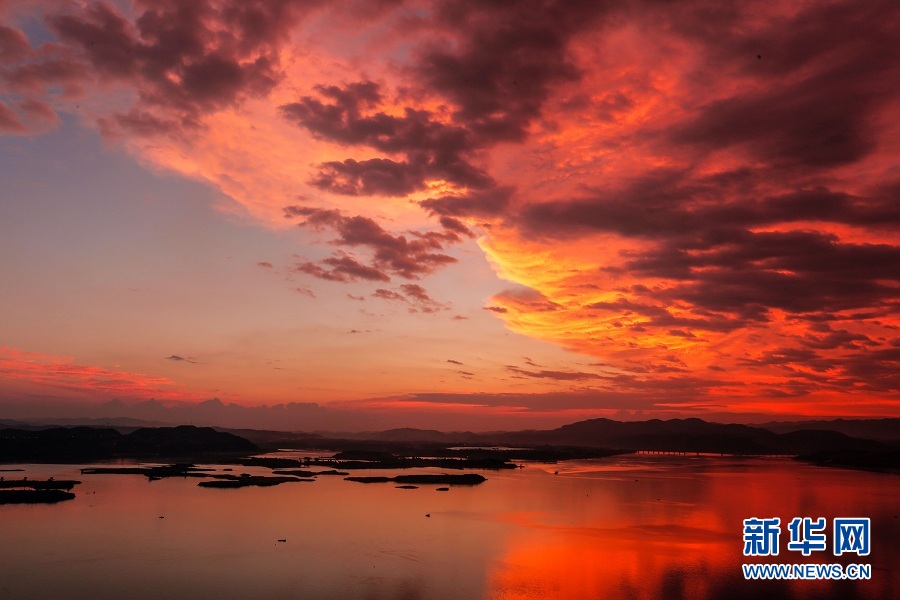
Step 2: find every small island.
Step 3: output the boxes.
[198,474,313,488]
[0,489,76,504]
[345,473,486,485]
[0,478,81,504]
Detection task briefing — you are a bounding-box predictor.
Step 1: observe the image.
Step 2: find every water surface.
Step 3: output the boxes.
[1,455,896,599]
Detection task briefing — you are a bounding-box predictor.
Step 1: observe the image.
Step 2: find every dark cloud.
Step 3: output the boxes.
[372,288,405,302]
[284,206,459,281]
[371,283,446,313]
[519,174,900,244]
[838,347,900,391]
[735,343,900,394]
[438,216,474,237]
[418,1,607,142]
[280,82,468,154]
[256,261,273,269]
[446,359,463,365]
[396,384,722,412]
[399,283,432,303]
[667,0,899,169]
[666,329,696,339]
[800,325,874,351]
[420,186,514,219]
[48,0,314,135]
[647,234,900,318]
[309,158,429,197]
[506,365,602,381]
[294,255,390,283]
[165,355,196,364]
[280,81,493,195]
[400,283,445,313]
[519,184,900,323]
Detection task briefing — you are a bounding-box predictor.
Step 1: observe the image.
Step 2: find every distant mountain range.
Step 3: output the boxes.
[757,418,900,441]
[0,417,175,431]
[285,417,890,456]
[4,416,896,447]
[2,417,897,470]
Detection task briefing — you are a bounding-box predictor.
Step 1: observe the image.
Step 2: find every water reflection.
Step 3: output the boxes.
[0,457,896,599]
[484,457,898,600]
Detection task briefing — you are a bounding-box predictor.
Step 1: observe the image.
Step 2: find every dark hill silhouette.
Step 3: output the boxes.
[122,426,256,455]
[774,429,882,455]
[272,417,885,459]
[0,425,256,462]
[1,418,892,471]
[758,418,900,442]
[799,447,900,471]
[508,418,777,452]
[493,418,884,456]
[0,426,123,460]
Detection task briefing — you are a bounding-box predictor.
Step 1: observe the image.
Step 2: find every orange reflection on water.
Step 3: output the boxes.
[483,458,899,600]
[487,508,729,600]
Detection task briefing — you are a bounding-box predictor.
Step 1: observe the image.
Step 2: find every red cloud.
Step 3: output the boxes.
[0,346,199,400]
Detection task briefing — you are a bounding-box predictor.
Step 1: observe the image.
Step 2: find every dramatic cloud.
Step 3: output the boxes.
[280,80,494,196]
[285,206,459,281]
[467,0,900,406]
[2,0,897,421]
[415,1,607,143]
[49,0,313,135]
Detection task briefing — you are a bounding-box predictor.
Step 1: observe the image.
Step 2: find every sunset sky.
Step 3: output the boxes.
[1,0,898,430]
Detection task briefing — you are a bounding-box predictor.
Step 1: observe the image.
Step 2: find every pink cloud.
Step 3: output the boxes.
[0,346,200,401]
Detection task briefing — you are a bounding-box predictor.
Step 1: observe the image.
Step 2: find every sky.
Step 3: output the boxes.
[0,0,898,431]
